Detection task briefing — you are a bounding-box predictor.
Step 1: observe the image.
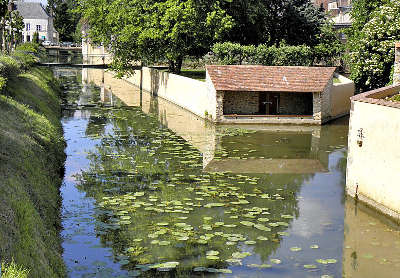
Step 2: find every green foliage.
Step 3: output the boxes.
[211,42,314,66]
[0,76,6,91]
[0,7,25,52]
[78,0,233,74]
[0,65,66,278]
[47,0,81,42]
[348,0,400,91]
[15,42,40,54]
[219,0,325,46]
[32,32,39,44]
[1,260,30,278]
[0,55,21,78]
[388,93,400,102]
[313,22,344,66]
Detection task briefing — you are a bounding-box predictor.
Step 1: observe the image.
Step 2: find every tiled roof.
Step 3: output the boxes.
[15,1,50,20]
[206,65,336,93]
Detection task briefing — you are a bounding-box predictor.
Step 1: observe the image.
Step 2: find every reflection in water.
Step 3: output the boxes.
[56,66,400,278]
[343,199,400,278]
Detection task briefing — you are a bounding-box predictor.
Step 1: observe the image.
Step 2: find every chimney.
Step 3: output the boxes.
[394,42,400,85]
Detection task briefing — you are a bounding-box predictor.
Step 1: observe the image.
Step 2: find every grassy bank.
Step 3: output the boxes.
[0,45,66,277]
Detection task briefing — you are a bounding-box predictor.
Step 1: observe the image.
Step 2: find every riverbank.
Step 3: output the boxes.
[0,47,66,277]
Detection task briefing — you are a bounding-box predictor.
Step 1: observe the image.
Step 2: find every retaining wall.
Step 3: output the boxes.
[346,85,400,222]
[330,74,355,120]
[123,67,215,120]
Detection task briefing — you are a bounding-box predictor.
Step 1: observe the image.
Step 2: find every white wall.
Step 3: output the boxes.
[23,18,48,42]
[347,100,400,220]
[123,67,216,121]
[330,74,355,119]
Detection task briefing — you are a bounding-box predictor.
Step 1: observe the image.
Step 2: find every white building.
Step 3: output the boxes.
[15,1,59,43]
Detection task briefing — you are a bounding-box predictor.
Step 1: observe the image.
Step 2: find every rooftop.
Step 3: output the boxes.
[15,1,50,20]
[206,65,336,93]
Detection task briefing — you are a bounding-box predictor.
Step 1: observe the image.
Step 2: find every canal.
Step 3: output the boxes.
[54,66,400,278]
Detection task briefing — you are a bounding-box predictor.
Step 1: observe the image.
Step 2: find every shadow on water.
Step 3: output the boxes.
[56,66,400,278]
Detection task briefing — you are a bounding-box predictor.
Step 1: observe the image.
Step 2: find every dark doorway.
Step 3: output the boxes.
[259,92,267,114]
[27,35,30,42]
[268,93,280,115]
[259,92,280,115]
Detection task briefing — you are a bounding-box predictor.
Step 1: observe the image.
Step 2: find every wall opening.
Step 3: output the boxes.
[223,91,313,116]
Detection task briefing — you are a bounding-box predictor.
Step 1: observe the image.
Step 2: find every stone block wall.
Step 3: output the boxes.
[316,77,333,123]
[223,91,259,115]
[279,93,313,115]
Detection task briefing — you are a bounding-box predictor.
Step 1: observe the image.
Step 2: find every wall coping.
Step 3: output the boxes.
[351,84,400,109]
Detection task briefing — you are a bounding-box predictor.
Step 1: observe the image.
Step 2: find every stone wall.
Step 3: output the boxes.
[223,91,259,115]
[279,93,313,115]
[311,77,334,124]
[321,78,333,123]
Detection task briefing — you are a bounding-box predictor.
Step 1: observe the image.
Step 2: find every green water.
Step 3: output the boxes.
[58,67,400,278]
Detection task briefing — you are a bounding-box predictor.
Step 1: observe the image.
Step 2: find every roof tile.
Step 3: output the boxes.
[206,65,336,93]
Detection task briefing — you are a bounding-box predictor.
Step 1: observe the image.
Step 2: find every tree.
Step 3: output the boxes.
[0,0,7,51]
[313,22,344,66]
[78,0,233,74]
[48,0,81,42]
[348,0,400,92]
[33,31,39,44]
[219,0,325,46]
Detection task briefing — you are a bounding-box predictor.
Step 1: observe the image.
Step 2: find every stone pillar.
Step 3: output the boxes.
[215,91,224,122]
[394,42,400,85]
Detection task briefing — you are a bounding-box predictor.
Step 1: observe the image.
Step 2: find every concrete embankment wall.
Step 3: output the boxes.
[0,64,66,277]
[330,74,354,119]
[346,85,400,222]
[123,67,216,120]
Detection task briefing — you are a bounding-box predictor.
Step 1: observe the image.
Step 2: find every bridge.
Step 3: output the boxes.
[44,46,82,52]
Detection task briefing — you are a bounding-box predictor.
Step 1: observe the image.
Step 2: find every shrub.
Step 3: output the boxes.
[15,42,40,54]
[0,76,6,92]
[12,51,39,70]
[0,56,21,78]
[211,42,314,66]
[32,32,39,44]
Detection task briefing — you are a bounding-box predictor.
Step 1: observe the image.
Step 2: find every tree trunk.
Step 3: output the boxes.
[175,56,183,74]
[168,60,175,73]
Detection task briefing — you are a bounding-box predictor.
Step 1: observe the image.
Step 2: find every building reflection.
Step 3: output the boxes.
[343,198,400,278]
[82,68,349,175]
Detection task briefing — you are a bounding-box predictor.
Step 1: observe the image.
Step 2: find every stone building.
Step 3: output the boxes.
[206,65,348,125]
[15,1,59,43]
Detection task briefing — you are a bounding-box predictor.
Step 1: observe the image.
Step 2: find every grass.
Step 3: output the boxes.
[0,66,66,277]
[178,69,206,81]
[1,260,30,278]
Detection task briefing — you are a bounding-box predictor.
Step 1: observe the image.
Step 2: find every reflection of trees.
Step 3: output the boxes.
[85,111,107,137]
[75,107,311,275]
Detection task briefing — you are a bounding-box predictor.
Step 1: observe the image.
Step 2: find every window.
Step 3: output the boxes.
[26,23,30,31]
[36,25,41,31]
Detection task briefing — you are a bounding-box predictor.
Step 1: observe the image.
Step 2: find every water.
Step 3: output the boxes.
[56,67,400,278]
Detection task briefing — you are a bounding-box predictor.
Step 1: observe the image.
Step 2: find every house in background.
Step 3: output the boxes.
[15,1,58,43]
[312,0,352,42]
[206,65,354,125]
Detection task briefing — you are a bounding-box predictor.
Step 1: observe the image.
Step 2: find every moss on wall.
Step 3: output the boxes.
[0,66,66,277]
